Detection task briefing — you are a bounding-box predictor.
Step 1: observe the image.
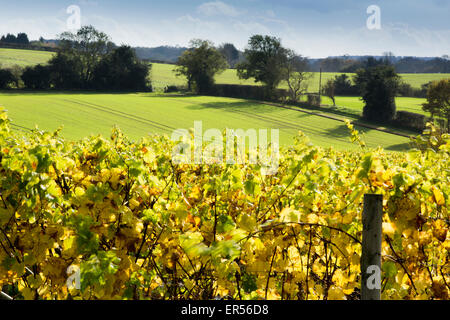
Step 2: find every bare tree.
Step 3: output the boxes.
[283,49,311,102]
[323,79,336,106]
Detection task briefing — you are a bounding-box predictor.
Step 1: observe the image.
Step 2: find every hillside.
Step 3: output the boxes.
[0,48,55,67]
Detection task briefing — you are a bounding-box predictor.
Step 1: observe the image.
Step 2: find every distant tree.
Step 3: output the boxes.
[382,51,395,65]
[322,79,336,106]
[176,39,228,94]
[333,74,358,96]
[58,25,115,86]
[283,49,311,102]
[237,35,288,94]
[354,64,401,122]
[16,33,29,44]
[0,69,15,88]
[21,65,51,89]
[422,79,450,132]
[397,82,414,97]
[320,57,344,72]
[1,34,17,43]
[92,45,151,90]
[218,43,240,68]
[339,60,363,73]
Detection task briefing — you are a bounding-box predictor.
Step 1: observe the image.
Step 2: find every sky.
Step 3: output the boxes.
[0,0,449,58]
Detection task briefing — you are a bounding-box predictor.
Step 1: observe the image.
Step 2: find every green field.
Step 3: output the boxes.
[151,62,450,92]
[0,48,438,152]
[320,96,429,116]
[0,48,55,67]
[0,91,412,151]
[0,48,448,91]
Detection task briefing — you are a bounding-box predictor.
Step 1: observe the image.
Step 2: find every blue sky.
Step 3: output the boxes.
[0,0,449,58]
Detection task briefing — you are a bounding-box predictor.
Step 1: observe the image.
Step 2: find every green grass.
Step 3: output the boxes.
[151,62,450,92]
[320,96,429,116]
[1,48,447,91]
[0,91,412,151]
[0,48,55,68]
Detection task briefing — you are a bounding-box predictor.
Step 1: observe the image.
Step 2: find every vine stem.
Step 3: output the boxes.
[240,221,361,245]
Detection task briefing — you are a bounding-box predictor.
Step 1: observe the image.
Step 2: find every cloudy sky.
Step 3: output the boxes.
[0,0,449,58]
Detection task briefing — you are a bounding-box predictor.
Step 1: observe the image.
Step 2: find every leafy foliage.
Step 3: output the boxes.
[355,65,401,122]
[0,109,448,300]
[237,35,288,94]
[176,39,228,94]
[422,79,450,132]
[92,45,151,91]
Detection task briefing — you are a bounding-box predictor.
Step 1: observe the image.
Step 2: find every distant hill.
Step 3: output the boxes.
[308,55,450,73]
[134,46,188,63]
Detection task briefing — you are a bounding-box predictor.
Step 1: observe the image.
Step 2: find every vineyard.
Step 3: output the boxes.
[0,108,448,300]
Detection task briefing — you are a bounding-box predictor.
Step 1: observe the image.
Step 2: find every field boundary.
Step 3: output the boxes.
[256,100,414,139]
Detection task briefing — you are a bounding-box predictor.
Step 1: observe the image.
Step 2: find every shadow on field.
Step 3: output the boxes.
[384,142,412,152]
[185,100,281,114]
[322,123,373,139]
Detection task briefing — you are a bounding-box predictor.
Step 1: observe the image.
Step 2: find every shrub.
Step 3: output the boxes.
[0,69,16,89]
[21,65,51,89]
[307,94,321,107]
[333,74,359,96]
[392,111,426,132]
[92,46,151,91]
[164,85,180,93]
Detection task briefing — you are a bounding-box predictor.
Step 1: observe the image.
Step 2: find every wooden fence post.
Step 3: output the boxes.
[361,194,383,300]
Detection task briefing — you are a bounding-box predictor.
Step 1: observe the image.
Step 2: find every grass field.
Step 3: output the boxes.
[0,48,447,91]
[151,62,450,92]
[320,96,428,116]
[0,91,412,151]
[0,48,55,67]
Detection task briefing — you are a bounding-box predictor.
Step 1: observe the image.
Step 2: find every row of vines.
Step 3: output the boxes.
[0,108,448,300]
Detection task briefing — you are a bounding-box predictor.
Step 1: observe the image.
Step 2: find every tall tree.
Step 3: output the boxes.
[175,39,228,94]
[92,46,150,90]
[237,35,288,93]
[354,64,401,122]
[422,79,450,132]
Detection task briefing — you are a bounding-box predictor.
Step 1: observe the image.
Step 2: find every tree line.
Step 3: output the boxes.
[310,55,450,74]
[0,33,29,45]
[0,26,151,91]
[176,35,449,130]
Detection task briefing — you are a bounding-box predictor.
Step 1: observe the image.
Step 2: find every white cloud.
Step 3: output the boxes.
[197,1,243,17]
[0,17,67,40]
